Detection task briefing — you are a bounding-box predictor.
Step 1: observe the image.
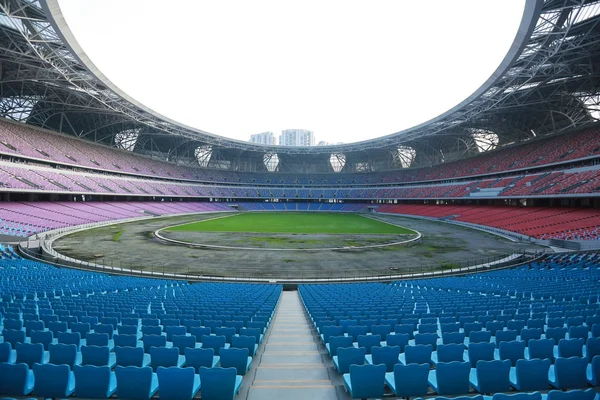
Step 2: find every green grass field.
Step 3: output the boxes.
[166,212,415,234]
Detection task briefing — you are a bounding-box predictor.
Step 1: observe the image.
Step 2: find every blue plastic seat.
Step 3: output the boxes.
[545,389,597,400]
[443,332,466,346]
[507,320,526,334]
[198,367,242,400]
[365,345,400,372]
[494,392,541,400]
[2,329,26,349]
[558,338,584,358]
[586,337,600,362]
[15,343,47,367]
[172,334,199,355]
[334,346,366,374]
[71,322,91,339]
[321,325,344,344]
[115,366,159,400]
[464,322,483,337]
[166,326,187,342]
[57,332,81,348]
[239,327,263,344]
[497,340,526,367]
[487,321,505,336]
[418,323,438,334]
[510,358,551,391]
[326,335,353,357]
[386,332,409,351]
[468,330,493,345]
[521,328,543,345]
[24,320,44,336]
[114,333,139,348]
[0,341,16,363]
[432,343,466,364]
[428,361,471,395]
[441,323,461,334]
[93,324,114,339]
[343,364,386,399]
[526,338,555,362]
[142,334,170,353]
[86,333,114,350]
[115,346,151,367]
[231,335,258,357]
[0,363,35,396]
[569,326,589,340]
[468,342,495,367]
[156,366,200,400]
[394,323,414,339]
[469,359,511,394]
[399,343,433,365]
[586,355,600,386]
[73,365,117,398]
[372,324,392,340]
[549,356,588,389]
[48,343,81,367]
[30,330,53,351]
[184,347,220,372]
[4,319,23,330]
[415,332,439,350]
[495,330,518,348]
[219,347,252,375]
[201,335,229,355]
[546,327,568,344]
[32,363,75,398]
[142,325,162,336]
[356,334,382,354]
[384,362,429,397]
[150,346,185,371]
[81,345,116,367]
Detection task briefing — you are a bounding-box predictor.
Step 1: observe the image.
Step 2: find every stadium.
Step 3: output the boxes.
[1,0,600,399]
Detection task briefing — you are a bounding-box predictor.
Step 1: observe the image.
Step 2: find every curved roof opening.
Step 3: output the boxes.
[58,0,526,145]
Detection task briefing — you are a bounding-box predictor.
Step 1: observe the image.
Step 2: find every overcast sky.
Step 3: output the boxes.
[58,0,525,145]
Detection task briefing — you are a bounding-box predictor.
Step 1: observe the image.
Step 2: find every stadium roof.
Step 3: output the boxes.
[1,0,600,171]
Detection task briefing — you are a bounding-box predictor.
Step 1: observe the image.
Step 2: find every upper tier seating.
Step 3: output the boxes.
[300,252,600,398]
[0,247,281,399]
[0,202,232,237]
[2,119,600,186]
[378,205,600,241]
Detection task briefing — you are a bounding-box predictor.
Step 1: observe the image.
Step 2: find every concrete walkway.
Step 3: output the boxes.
[246,290,342,400]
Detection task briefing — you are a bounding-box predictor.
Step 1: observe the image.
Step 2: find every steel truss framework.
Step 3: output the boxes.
[0,0,599,173]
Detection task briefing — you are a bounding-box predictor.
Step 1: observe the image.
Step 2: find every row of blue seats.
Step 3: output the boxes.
[0,362,242,400]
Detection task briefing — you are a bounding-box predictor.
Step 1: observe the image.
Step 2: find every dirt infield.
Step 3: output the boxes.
[52,212,545,279]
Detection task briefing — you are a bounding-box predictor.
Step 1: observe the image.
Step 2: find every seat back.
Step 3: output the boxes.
[184,348,215,373]
[386,332,409,351]
[149,346,179,370]
[24,320,44,336]
[347,325,369,342]
[514,358,551,391]
[586,337,600,362]
[157,366,197,400]
[392,363,429,397]
[371,345,400,372]
[172,335,197,355]
[87,333,110,347]
[71,322,91,339]
[32,363,72,398]
[475,359,511,393]
[546,327,568,344]
[568,326,589,340]
[322,325,344,343]
[372,324,392,339]
[0,341,11,363]
[231,335,257,357]
[469,330,492,344]
[405,344,433,365]
[348,364,386,398]
[437,343,465,363]
[74,365,113,398]
[58,332,81,347]
[115,366,155,400]
[30,330,53,350]
[115,346,145,367]
[81,345,110,366]
[337,346,366,374]
[415,333,438,350]
[16,342,44,367]
[521,328,543,345]
[48,343,78,367]
[443,332,465,345]
[553,357,588,389]
[220,347,250,375]
[498,340,525,366]
[201,335,227,355]
[357,334,381,354]
[114,334,138,348]
[93,324,114,339]
[239,327,261,344]
[528,339,555,362]
[142,334,167,353]
[198,367,238,400]
[546,389,597,400]
[434,361,471,395]
[0,362,30,396]
[165,326,187,342]
[495,330,518,347]
[558,338,584,358]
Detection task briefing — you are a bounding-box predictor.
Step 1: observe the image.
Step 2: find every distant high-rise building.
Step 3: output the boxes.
[249,132,276,145]
[279,129,315,146]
